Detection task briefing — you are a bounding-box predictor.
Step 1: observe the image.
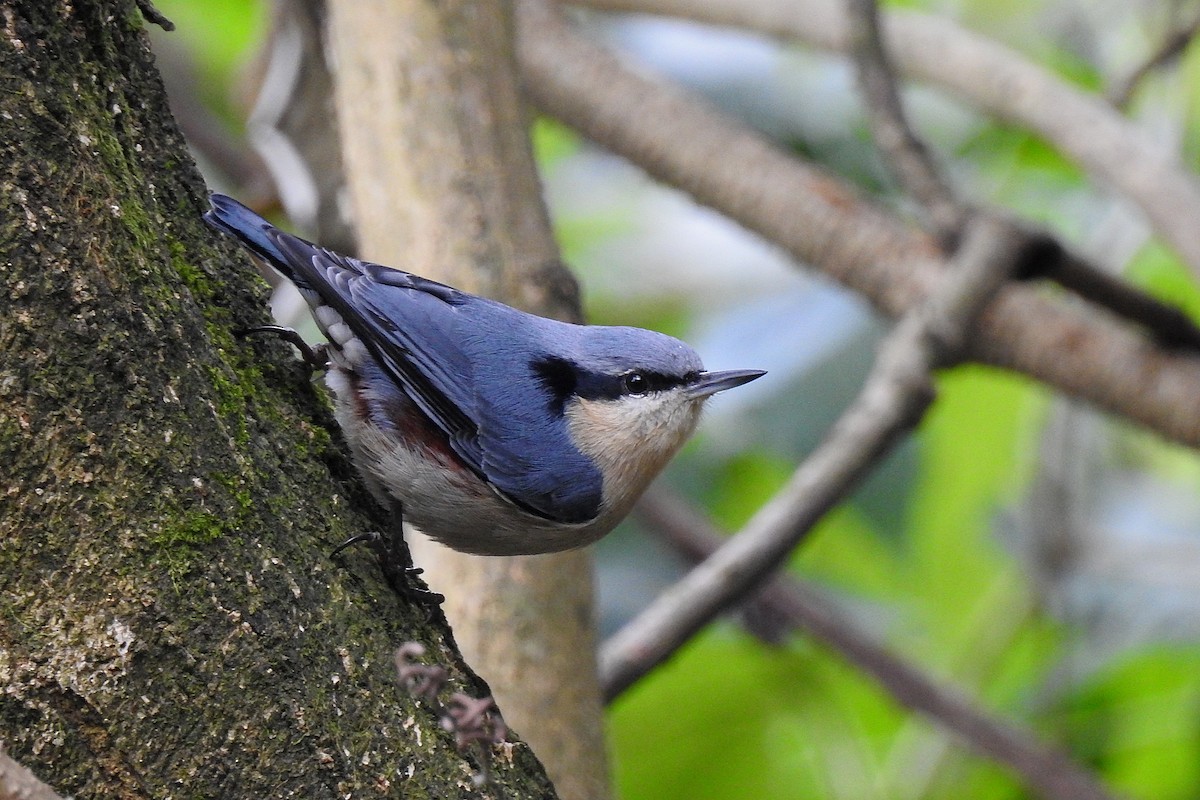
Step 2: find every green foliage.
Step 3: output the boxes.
[611,629,905,800]
[706,449,793,531]
[611,263,1200,799]
[1060,645,1200,799]
[958,125,1087,230]
[904,366,1045,635]
[154,0,264,81]
[1125,240,1200,325]
[1179,43,1200,162]
[153,0,265,129]
[532,116,582,168]
[613,366,1059,799]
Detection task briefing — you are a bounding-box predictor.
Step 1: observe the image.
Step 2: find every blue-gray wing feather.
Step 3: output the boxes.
[204,193,602,522]
[262,230,603,524]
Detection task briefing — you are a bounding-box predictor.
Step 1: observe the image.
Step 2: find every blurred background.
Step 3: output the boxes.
[153,1,1200,797]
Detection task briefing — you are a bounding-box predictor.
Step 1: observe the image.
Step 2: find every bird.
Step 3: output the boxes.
[204,193,765,557]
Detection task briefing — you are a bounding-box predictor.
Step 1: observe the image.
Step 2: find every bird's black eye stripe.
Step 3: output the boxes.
[621,370,696,396]
[536,359,701,405]
[533,357,578,413]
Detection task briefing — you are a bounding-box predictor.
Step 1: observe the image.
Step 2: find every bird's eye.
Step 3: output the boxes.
[623,372,648,396]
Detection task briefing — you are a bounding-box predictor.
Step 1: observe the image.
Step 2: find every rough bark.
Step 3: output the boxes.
[322,2,611,799]
[0,2,555,796]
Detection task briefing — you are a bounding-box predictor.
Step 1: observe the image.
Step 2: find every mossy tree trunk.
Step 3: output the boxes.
[0,2,556,796]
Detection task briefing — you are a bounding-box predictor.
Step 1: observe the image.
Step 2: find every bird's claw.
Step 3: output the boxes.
[330,531,444,606]
[237,324,330,373]
[329,530,380,559]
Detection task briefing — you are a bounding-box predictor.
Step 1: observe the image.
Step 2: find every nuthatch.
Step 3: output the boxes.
[205,194,764,556]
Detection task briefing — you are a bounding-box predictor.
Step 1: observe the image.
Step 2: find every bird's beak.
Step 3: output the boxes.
[684,369,766,400]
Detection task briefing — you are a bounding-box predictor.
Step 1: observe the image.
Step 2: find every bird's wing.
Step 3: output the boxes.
[265,232,604,524]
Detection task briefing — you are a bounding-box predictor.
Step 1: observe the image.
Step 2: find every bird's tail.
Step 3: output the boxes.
[203,193,293,273]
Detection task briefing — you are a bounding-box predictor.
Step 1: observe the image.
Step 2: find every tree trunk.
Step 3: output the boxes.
[0,1,556,796]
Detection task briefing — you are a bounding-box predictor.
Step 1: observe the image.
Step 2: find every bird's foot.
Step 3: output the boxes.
[330,531,444,606]
[392,567,445,607]
[237,324,330,373]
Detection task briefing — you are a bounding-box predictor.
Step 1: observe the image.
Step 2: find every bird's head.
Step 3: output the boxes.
[533,326,764,519]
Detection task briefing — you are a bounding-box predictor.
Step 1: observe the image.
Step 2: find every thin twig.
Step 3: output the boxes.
[517,0,1200,448]
[1050,249,1200,350]
[599,216,1025,699]
[846,0,964,243]
[976,220,1200,350]
[135,0,175,31]
[633,488,1118,800]
[1108,7,1200,108]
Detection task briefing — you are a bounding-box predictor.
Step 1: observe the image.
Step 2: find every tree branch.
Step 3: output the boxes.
[0,753,64,800]
[1107,6,1200,108]
[551,0,1200,350]
[566,0,1200,280]
[841,0,1200,351]
[843,0,1200,350]
[846,0,964,242]
[598,215,1025,699]
[135,0,174,31]
[634,489,1117,800]
[515,0,1200,449]
[1050,248,1200,349]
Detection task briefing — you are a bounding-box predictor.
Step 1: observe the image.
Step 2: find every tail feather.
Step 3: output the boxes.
[203,193,292,273]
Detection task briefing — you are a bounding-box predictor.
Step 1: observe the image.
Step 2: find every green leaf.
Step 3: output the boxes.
[706,449,794,532]
[798,504,901,598]
[532,116,581,168]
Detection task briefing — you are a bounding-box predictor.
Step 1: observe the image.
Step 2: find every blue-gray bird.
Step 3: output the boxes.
[205,193,764,556]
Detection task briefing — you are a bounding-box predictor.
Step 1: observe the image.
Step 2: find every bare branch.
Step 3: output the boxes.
[1050,249,1200,349]
[0,753,64,800]
[598,215,1026,699]
[841,0,1200,352]
[634,489,1118,800]
[516,0,1200,449]
[566,0,1200,280]
[1108,7,1200,108]
[840,0,1199,348]
[846,0,964,242]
